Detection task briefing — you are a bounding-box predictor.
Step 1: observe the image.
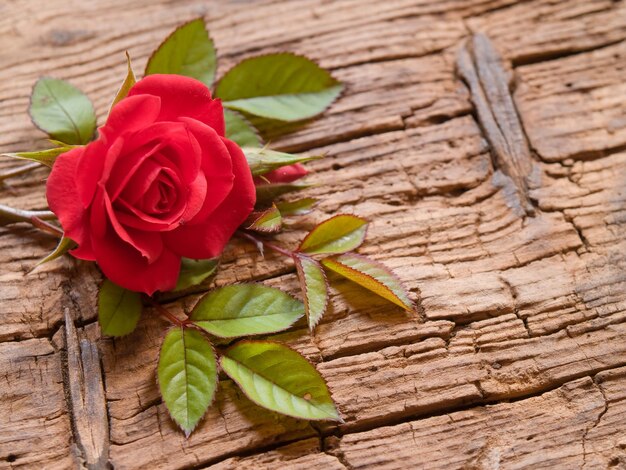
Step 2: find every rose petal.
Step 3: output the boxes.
[46,147,93,258]
[100,94,161,141]
[179,117,234,224]
[128,75,225,135]
[164,138,255,258]
[92,223,180,295]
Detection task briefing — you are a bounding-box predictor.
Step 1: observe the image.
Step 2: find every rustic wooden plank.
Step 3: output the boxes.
[332,370,626,469]
[1,0,625,468]
[0,338,73,469]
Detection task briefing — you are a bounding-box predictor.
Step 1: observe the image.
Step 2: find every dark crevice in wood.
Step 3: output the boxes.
[511,37,626,67]
[63,308,111,470]
[457,33,537,216]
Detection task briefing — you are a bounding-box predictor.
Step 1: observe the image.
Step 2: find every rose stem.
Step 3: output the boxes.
[237,230,295,258]
[146,298,186,327]
[0,162,40,181]
[0,203,59,234]
[30,216,63,237]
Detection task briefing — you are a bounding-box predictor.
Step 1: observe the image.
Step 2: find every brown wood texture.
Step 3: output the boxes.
[1,0,625,468]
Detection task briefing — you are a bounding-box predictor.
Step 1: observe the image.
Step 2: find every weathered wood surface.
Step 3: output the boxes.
[1,0,625,468]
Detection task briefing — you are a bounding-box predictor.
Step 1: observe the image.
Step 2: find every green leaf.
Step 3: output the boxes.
[158,327,217,436]
[221,340,341,421]
[224,109,262,147]
[110,51,136,111]
[215,53,343,122]
[29,77,96,145]
[34,237,75,267]
[174,258,219,292]
[298,214,368,255]
[190,284,304,338]
[294,255,328,330]
[1,146,75,167]
[98,279,143,336]
[244,147,320,176]
[321,253,413,311]
[256,182,312,206]
[276,198,318,216]
[246,204,282,233]
[145,18,217,87]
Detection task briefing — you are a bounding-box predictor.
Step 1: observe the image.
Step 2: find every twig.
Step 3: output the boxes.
[0,203,58,235]
[236,230,295,258]
[0,162,41,181]
[146,297,186,327]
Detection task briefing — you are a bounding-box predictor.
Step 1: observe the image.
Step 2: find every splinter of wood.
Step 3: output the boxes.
[457,33,535,215]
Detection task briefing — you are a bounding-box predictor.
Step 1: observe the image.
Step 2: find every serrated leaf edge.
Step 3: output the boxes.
[294,254,329,331]
[220,339,343,422]
[215,52,344,121]
[322,253,414,312]
[96,280,143,337]
[297,213,368,254]
[157,326,218,437]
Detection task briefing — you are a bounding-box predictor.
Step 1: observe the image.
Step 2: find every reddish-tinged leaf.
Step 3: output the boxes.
[294,254,328,330]
[246,204,282,233]
[321,253,413,311]
[298,214,368,255]
[276,198,318,216]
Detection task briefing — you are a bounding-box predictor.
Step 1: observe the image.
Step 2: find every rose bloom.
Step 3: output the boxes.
[46,75,255,295]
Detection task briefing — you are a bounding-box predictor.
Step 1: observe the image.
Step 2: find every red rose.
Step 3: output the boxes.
[46,75,256,295]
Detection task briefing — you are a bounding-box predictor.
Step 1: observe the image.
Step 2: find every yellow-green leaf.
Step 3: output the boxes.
[215,53,343,122]
[34,236,75,267]
[224,109,262,147]
[294,255,328,330]
[158,327,217,436]
[276,198,318,216]
[190,284,304,338]
[29,77,96,145]
[244,147,321,176]
[246,204,282,233]
[1,145,75,167]
[110,51,136,111]
[221,340,341,421]
[298,214,368,255]
[322,253,413,311]
[174,258,219,292]
[98,279,143,336]
[145,18,217,87]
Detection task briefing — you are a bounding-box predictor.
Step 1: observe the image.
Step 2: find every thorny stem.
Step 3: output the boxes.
[146,297,187,327]
[0,162,40,181]
[237,230,295,258]
[0,203,59,234]
[30,216,63,237]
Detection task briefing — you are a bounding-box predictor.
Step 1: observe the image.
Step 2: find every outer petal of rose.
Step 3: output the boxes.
[93,228,180,295]
[179,117,234,224]
[46,147,94,258]
[128,75,225,136]
[258,163,308,184]
[99,94,161,141]
[164,138,255,259]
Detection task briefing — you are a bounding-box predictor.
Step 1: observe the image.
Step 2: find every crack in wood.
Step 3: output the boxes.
[457,33,537,216]
[64,308,110,469]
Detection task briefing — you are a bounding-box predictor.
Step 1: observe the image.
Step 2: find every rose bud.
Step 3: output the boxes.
[46,75,255,295]
[255,163,308,185]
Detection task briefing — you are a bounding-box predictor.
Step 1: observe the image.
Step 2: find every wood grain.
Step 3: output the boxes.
[1,0,625,468]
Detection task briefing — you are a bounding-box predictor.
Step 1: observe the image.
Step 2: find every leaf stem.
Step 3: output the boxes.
[146,297,186,327]
[0,162,41,181]
[237,230,295,258]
